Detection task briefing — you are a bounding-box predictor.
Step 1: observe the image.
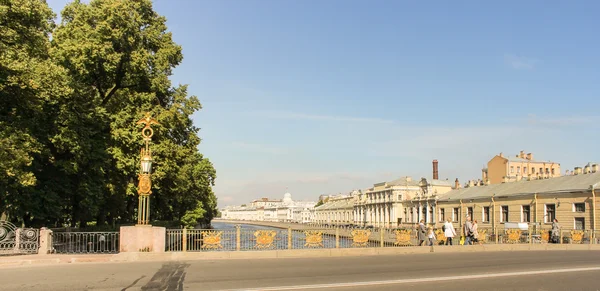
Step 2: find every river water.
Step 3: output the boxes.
[210,222,353,250]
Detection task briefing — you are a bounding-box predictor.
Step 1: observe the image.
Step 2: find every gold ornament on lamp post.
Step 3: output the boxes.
[136,112,160,225]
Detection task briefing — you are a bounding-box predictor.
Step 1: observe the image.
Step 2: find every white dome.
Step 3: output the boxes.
[283,193,293,204]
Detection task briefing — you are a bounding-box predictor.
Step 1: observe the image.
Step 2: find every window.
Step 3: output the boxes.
[575,218,585,230]
[551,168,555,175]
[439,208,445,222]
[574,203,585,213]
[532,167,535,174]
[545,204,556,223]
[510,166,514,174]
[545,168,549,174]
[501,206,509,222]
[522,205,530,222]
[429,207,434,223]
[453,208,459,222]
[467,207,473,219]
[397,194,402,201]
[483,207,490,222]
[524,167,528,174]
[517,166,521,174]
[539,167,543,174]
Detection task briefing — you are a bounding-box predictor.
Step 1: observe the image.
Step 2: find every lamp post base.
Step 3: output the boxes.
[119,225,165,252]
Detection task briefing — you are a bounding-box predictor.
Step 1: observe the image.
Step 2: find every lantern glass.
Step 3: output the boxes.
[141,155,153,173]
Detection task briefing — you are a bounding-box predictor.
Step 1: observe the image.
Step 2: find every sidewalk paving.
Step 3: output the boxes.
[1,243,599,269]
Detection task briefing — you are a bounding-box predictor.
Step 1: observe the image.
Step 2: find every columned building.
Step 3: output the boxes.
[355,176,454,228]
[314,194,355,226]
[356,177,423,228]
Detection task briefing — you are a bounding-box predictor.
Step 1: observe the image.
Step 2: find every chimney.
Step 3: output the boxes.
[526,153,533,160]
[593,164,599,173]
[519,150,525,158]
[454,178,460,189]
[499,152,504,158]
[574,167,582,175]
[432,160,439,180]
[468,180,475,187]
[584,165,591,174]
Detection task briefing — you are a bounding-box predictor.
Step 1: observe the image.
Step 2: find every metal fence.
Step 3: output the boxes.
[52,232,120,254]
[166,225,600,252]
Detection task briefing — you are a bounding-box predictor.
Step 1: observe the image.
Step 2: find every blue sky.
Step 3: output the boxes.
[47,0,600,206]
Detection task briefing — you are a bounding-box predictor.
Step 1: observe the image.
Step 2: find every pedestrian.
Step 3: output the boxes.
[444,218,456,245]
[418,220,427,246]
[463,216,474,245]
[427,226,435,246]
[472,219,482,245]
[551,219,560,243]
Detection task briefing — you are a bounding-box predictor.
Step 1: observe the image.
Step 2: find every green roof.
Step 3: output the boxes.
[438,171,600,201]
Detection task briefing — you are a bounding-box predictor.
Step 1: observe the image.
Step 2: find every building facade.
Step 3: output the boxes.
[482,151,561,184]
[221,192,316,223]
[314,194,355,226]
[352,177,454,228]
[434,164,600,236]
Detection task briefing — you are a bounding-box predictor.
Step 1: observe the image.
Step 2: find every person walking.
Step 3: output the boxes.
[472,219,482,245]
[463,216,474,245]
[551,219,560,243]
[417,220,427,246]
[444,218,456,245]
[427,225,435,246]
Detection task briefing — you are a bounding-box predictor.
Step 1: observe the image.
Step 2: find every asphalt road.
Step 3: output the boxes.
[2,251,600,291]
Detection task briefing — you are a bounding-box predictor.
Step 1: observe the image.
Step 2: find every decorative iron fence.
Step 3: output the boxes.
[166,225,600,252]
[0,221,39,255]
[52,232,119,254]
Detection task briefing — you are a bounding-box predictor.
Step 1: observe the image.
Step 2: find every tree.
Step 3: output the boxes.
[0,0,69,224]
[49,0,216,227]
[0,0,217,228]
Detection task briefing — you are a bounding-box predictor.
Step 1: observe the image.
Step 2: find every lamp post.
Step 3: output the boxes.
[136,112,160,225]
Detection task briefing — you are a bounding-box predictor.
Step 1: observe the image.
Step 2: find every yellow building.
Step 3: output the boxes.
[482,151,561,184]
[434,165,600,242]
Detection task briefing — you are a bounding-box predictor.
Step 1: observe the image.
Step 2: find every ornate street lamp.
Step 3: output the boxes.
[136,112,160,225]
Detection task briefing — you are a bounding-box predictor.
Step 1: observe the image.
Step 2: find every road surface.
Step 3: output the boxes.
[1,251,600,290]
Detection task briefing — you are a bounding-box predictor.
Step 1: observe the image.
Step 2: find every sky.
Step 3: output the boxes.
[46,0,600,207]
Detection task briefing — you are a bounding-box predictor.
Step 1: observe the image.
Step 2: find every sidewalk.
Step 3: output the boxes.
[0,254,116,268]
[2,243,599,268]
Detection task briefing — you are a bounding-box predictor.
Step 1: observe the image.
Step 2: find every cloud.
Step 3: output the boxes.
[249,110,395,124]
[523,114,600,126]
[504,54,540,70]
[220,196,235,203]
[230,141,288,155]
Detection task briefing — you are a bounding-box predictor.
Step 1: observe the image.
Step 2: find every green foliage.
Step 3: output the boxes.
[0,0,217,228]
[181,202,207,229]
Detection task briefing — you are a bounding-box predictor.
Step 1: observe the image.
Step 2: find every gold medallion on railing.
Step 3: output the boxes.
[435,229,446,244]
[506,229,521,244]
[571,230,584,244]
[351,229,370,247]
[254,230,277,249]
[200,230,224,249]
[303,231,323,248]
[478,229,487,244]
[394,229,413,246]
[540,231,550,243]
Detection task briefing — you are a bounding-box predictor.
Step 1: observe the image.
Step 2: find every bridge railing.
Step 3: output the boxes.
[165,225,598,252]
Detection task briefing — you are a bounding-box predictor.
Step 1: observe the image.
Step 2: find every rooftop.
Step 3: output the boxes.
[438,171,600,201]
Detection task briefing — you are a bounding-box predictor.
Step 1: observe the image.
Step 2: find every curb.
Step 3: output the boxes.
[2,244,600,268]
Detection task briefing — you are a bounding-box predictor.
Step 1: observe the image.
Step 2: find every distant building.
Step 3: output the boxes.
[482,151,561,184]
[314,193,356,226]
[221,192,316,223]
